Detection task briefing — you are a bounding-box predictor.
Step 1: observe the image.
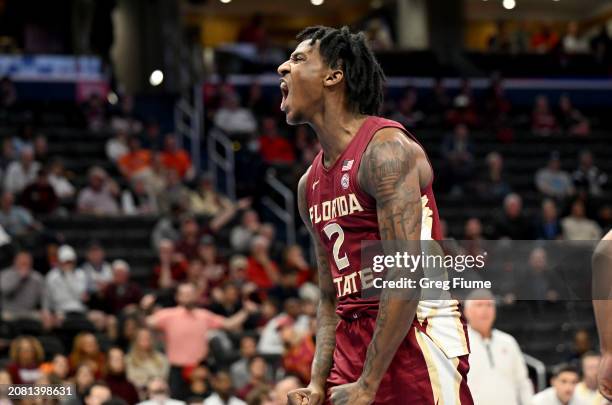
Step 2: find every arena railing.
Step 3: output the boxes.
[523,352,547,392]
[262,168,296,246]
[207,127,236,201]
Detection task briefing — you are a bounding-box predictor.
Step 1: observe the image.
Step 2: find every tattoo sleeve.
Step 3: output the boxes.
[297,171,340,389]
[356,129,424,393]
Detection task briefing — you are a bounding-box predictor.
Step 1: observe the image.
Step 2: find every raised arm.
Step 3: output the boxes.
[330,128,425,405]
[593,230,612,400]
[288,170,340,405]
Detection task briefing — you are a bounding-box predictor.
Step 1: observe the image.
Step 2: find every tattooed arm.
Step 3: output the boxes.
[288,169,340,405]
[329,128,426,405]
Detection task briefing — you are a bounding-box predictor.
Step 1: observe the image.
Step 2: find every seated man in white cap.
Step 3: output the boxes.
[42,244,113,333]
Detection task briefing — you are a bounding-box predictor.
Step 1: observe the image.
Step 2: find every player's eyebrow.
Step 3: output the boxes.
[290,52,307,60]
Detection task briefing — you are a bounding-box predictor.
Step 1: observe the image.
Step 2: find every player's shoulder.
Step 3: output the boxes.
[593,230,612,260]
[297,165,313,196]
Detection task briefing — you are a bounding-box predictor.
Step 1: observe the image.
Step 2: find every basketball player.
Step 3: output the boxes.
[280,26,472,405]
[593,230,612,400]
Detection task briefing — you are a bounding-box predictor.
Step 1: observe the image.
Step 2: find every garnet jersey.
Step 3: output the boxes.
[306,116,470,359]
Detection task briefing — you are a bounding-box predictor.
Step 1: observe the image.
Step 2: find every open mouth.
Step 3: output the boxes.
[280,81,289,111]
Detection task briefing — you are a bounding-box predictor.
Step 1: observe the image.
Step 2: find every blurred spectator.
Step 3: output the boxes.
[492,193,533,239]
[535,152,575,200]
[230,335,258,390]
[105,347,140,405]
[231,210,262,253]
[110,95,143,135]
[0,251,44,319]
[464,290,533,405]
[441,124,474,195]
[476,152,511,200]
[157,170,190,215]
[103,260,143,314]
[530,24,560,53]
[186,259,209,306]
[82,93,107,131]
[268,269,299,304]
[426,78,450,122]
[33,134,48,165]
[257,299,309,356]
[189,173,232,217]
[160,134,193,180]
[270,376,301,405]
[69,363,95,404]
[484,78,512,136]
[175,216,204,261]
[152,239,188,289]
[599,204,612,233]
[531,364,579,405]
[146,283,256,399]
[446,81,479,128]
[213,93,257,136]
[534,199,562,240]
[573,352,607,404]
[140,120,163,151]
[77,167,120,215]
[138,377,185,405]
[568,329,594,363]
[198,235,228,292]
[121,178,158,215]
[42,245,88,323]
[573,149,607,197]
[487,21,511,53]
[151,203,185,248]
[246,236,280,290]
[562,21,588,54]
[118,137,152,182]
[282,245,312,287]
[365,18,393,51]
[82,241,113,300]
[0,76,17,108]
[532,95,559,136]
[125,328,170,396]
[69,333,106,378]
[106,129,130,163]
[45,353,70,384]
[389,88,424,129]
[19,168,58,215]
[184,363,212,400]
[561,199,602,240]
[84,382,112,405]
[0,190,38,238]
[258,117,295,165]
[280,319,315,384]
[237,356,271,400]
[3,146,40,194]
[6,336,44,384]
[247,81,273,118]
[590,26,612,64]
[204,369,246,405]
[1,137,16,172]
[558,94,590,136]
[48,158,75,201]
[520,247,561,301]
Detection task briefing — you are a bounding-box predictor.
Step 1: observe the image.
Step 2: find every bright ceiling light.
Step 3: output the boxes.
[149,70,164,87]
[311,0,324,5]
[220,0,231,3]
[503,0,516,9]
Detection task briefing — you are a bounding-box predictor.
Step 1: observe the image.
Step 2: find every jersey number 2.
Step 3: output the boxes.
[323,223,349,270]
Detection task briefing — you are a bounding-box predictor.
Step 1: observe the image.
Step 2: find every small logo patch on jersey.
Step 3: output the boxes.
[341,159,354,172]
[341,173,350,189]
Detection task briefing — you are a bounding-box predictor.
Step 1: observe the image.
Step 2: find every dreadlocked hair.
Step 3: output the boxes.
[296,25,386,116]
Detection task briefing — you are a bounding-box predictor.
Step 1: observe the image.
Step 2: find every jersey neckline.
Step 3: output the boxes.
[319,115,373,173]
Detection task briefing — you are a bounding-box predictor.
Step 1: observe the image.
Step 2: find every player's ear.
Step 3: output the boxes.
[323,68,343,88]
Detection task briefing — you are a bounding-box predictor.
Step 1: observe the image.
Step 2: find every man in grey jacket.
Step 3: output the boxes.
[0,250,44,319]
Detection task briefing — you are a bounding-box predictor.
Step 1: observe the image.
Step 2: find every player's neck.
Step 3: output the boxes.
[310,108,368,169]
